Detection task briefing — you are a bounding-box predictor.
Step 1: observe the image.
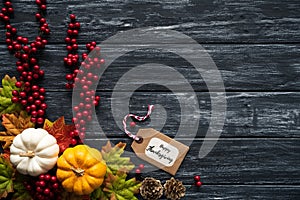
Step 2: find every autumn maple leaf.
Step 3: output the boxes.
[0,111,35,149]
[43,116,75,153]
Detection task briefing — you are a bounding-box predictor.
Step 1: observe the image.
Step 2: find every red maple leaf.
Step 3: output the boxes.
[43,117,75,153]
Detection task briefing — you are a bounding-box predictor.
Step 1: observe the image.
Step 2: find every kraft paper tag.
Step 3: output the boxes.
[131,128,189,175]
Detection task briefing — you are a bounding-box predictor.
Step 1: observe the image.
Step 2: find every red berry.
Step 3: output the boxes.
[40,18,46,24]
[135,168,141,174]
[36,186,43,193]
[35,13,41,20]
[40,103,47,110]
[39,87,46,94]
[40,4,46,10]
[95,95,100,101]
[31,111,38,117]
[65,37,71,43]
[21,100,27,106]
[52,183,59,189]
[70,14,76,21]
[12,90,19,96]
[38,109,45,116]
[138,164,145,170]
[195,181,202,187]
[71,138,77,145]
[31,117,37,123]
[72,30,78,36]
[37,117,44,124]
[50,176,57,183]
[17,91,25,98]
[11,96,19,103]
[25,184,32,191]
[44,188,50,195]
[74,22,80,29]
[44,174,51,181]
[130,121,136,128]
[68,23,74,29]
[36,0,42,6]
[39,180,46,187]
[39,174,45,180]
[66,74,73,81]
[194,175,201,182]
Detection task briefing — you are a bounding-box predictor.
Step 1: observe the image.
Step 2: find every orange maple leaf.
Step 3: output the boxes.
[43,117,75,153]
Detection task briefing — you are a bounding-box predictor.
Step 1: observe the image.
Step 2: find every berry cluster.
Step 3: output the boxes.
[64,14,80,89]
[64,14,100,90]
[72,55,103,139]
[63,14,102,139]
[194,175,202,187]
[24,173,61,200]
[0,0,49,125]
[135,163,145,174]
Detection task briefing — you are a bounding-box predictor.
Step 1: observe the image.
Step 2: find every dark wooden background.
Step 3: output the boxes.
[1,0,300,199]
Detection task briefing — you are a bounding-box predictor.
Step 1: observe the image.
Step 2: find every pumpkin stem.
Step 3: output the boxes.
[19,151,35,158]
[71,167,85,176]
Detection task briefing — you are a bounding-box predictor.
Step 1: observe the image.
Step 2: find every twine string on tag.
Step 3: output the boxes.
[122,105,154,143]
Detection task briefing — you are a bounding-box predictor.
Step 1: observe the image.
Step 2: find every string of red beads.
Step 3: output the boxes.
[0,0,49,125]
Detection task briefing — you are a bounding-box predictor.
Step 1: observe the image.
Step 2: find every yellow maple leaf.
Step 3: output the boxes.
[0,111,35,149]
[2,111,35,136]
[0,135,15,149]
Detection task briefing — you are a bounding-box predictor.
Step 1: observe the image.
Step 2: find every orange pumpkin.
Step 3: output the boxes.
[56,145,106,195]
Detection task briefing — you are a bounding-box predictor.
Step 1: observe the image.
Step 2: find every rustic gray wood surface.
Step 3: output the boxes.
[0,0,300,199]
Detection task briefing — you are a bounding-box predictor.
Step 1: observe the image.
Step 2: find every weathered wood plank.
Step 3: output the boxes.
[182,185,300,200]
[84,138,300,185]
[7,91,297,138]
[0,0,299,44]
[0,44,299,91]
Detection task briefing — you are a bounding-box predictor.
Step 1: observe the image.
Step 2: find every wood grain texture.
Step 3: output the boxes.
[1,0,299,44]
[0,0,299,199]
[2,91,295,139]
[84,138,300,185]
[0,44,299,91]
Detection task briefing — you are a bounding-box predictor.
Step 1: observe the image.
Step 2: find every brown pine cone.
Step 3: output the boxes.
[163,177,186,200]
[140,177,163,200]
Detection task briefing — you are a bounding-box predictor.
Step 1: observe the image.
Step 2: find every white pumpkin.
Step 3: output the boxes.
[10,128,59,176]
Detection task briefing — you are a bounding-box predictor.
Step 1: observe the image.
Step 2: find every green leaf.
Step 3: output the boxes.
[101,171,141,200]
[90,187,109,200]
[0,156,15,198]
[101,141,135,174]
[11,174,32,200]
[0,75,22,115]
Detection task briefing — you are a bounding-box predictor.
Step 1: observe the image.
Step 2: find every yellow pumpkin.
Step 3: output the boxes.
[56,145,106,195]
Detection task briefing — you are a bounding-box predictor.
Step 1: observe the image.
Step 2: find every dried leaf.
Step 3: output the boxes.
[2,111,35,136]
[0,155,15,198]
[0,75,22,115]
[0,135,15,149]
[43,116,75,152]
[101,141,135,174]
[0,111,35,149]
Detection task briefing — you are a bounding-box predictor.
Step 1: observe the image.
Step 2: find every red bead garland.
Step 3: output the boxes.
[0,0,50,125]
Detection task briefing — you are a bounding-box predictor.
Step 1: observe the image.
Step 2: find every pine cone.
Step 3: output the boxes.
[140,177,163,200]
[163,177,186,200]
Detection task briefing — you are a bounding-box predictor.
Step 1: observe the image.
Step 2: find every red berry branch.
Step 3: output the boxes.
[63,14,102,139]
[0,0,49,125]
